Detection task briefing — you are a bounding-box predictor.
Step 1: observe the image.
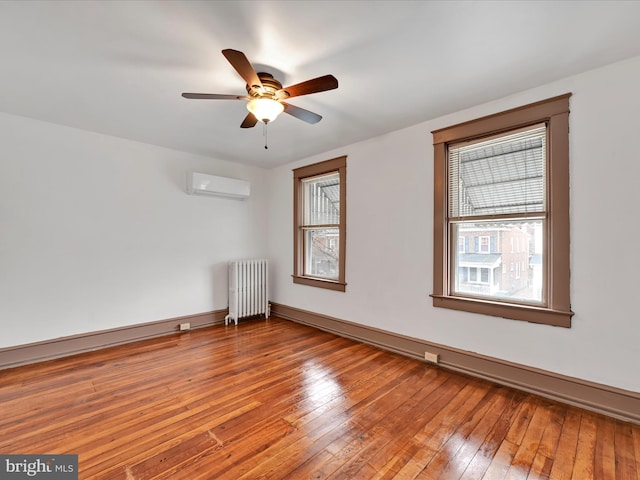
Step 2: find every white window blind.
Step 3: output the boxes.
[302,172,340,225]
[448,124,547,218]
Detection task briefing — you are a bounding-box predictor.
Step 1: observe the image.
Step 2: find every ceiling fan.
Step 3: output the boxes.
[182,49,339,128]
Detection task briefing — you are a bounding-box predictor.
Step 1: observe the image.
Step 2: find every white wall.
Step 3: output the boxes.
[267,55,640,393]
[0,113,269,348]
[3,55,638,393]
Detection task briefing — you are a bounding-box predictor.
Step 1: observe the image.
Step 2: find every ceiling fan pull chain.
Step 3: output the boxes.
[263,122,269,150]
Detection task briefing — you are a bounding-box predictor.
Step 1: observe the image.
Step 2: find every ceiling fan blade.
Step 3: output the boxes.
[182,93,249,100]
[240,112,259,128]
[277,75,338,99]
[222,49,263,90]
[282,102,322,124]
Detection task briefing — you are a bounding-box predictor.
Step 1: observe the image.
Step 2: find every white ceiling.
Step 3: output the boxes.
[1,0,640,169]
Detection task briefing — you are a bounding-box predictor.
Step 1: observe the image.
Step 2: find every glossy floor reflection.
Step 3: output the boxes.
[1,318,638,479]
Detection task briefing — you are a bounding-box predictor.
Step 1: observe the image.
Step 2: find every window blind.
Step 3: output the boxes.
[302,172,340,225]
[448,124,547,218]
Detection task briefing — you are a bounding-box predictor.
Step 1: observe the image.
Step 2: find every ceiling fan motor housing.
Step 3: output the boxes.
[247,72,288,99]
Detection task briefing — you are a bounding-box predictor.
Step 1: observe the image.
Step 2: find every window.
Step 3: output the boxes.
[293,156,346,291]
[469,268,477,282]
[479,236,490,253]
[458,236,466,253]
[431,94,573,327]
[480,268,489,283]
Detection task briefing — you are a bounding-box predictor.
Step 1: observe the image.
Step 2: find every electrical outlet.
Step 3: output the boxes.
[179,322,191,331]
[424,351,439,364]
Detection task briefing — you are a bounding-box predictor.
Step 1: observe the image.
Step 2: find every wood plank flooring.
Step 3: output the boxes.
[1,318,639,479]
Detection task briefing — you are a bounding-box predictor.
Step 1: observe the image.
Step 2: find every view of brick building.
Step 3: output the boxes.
[455,222,540,301]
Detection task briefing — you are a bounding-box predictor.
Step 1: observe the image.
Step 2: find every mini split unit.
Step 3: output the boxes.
[187,172,250,199]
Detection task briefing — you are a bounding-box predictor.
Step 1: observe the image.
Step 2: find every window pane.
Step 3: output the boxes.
[304,228,340,279]
[302,172,340,225]
[453,220,543,304]
[449,125,546,218]
[481,268,489,283]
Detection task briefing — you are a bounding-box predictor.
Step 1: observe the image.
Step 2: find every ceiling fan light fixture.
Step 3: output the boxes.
[182,49,338,130]
[246,97,284,123]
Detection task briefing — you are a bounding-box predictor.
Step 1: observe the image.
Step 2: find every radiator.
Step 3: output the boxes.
[225,259,270,325]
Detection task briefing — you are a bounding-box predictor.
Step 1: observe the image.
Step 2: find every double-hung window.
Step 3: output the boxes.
[293,156,346,291]
[431,94,573,326]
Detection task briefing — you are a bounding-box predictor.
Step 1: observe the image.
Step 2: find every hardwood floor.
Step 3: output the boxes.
[1,318,639,479]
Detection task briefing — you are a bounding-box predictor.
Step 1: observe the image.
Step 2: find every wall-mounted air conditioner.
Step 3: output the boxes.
[187,172,250,199]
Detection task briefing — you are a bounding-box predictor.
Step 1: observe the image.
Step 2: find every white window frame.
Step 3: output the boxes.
[479,236,490,254]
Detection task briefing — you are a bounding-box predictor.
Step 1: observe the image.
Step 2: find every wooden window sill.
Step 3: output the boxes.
[293,275,346,292]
